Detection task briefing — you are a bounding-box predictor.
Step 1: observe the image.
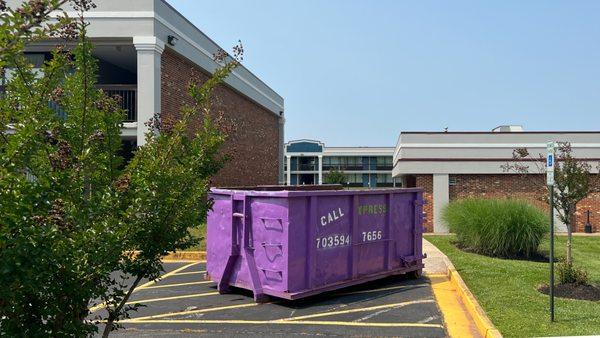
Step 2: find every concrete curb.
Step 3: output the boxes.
[442,256,503,338]
[161,251,206,261]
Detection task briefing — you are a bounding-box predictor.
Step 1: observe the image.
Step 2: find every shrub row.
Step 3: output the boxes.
[442,198,548,258]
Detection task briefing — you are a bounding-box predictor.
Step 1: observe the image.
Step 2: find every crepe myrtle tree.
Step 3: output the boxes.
[0,0,238,336]
[325,168,347,185]
[502,142,600,265]
[99,42,241,338]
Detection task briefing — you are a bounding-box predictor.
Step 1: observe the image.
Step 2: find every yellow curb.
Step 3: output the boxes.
[442,257,503,338]
[161,251,206,261]
[428,274,479,338]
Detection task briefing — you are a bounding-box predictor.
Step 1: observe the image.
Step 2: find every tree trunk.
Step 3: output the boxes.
[102,315,114,338]
[101,274,144,337]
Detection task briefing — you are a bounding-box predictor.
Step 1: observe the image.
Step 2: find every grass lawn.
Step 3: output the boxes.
[186,223,206,251]
[426,235,600,337]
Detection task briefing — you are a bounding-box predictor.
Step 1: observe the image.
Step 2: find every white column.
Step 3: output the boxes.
[433,174,450,233]
[286,155,291,186]
[318,155,323,185]
[133,36,164,146]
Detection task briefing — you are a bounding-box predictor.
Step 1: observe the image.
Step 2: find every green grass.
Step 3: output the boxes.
[426,235,600,337]
[185,223,206,251]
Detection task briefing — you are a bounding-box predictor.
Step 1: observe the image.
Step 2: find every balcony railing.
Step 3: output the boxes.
[298,164,316,171]
[98,85,137,122]
[1,84,137,122]
[323,165,363,171]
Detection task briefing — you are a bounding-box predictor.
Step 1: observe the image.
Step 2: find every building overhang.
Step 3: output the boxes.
[7,0,284,116]
[393,130,600,177]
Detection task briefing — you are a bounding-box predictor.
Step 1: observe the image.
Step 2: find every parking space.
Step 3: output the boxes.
[94,261,447,337]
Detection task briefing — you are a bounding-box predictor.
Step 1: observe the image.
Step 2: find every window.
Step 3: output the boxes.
[449,177,458,186]
[377,174,392,183]
[24,53,46,68]
[345,174,361,184]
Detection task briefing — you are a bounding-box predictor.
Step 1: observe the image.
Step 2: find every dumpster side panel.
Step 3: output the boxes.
[250,197,289,292]
[287,196,309,292]
[392,192,417,259]
[313,196,353,287]
[391,191,423,270]
[355,194,388,276]
[206,193,236,281]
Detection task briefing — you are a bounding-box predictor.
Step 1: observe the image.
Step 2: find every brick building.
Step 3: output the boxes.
[9,0,285,186]
[393,126,600,233]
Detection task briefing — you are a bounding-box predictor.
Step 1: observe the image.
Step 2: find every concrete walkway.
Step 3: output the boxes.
[423,238,451,275]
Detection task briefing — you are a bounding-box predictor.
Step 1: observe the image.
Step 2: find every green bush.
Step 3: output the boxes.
[442,198,548,258]
[557,261,590,285]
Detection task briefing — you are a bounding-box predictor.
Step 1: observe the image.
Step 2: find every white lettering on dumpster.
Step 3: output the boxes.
[320,207,345,226]
[316,234,351,249]
[362,230,382,242]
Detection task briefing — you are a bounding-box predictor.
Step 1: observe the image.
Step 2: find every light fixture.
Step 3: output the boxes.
[167,35,178,46]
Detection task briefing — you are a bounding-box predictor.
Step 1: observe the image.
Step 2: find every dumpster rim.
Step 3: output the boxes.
[210,187,424,198]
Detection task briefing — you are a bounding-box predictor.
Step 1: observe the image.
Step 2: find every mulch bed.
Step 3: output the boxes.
[538,283,600,301]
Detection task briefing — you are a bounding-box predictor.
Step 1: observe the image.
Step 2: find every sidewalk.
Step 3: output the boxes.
[423,238,494,338]
[423,238,451,275]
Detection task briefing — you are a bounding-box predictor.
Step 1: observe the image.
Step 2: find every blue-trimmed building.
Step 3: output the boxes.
[284,140,395,187]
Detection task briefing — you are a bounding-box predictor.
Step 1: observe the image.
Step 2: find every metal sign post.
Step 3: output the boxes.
[546,142,555,322]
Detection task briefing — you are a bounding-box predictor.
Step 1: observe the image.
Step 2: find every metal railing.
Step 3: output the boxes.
[97,84,137,122]
[323,165,363,171]
[298,164,317,171]
[1,84,138,122]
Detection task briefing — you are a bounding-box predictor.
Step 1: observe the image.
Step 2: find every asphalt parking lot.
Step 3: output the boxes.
[98,261,447,337]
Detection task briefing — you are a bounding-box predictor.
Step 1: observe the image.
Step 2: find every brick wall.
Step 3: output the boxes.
[575,192,600,232]
[161,48,280,187]
[415,175,433,232]
[449,174,548,211]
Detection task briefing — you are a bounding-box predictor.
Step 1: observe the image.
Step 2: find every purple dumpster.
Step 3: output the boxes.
[206,187,425,302]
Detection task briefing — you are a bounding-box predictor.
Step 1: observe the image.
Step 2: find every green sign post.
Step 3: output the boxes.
[546,142,555,322]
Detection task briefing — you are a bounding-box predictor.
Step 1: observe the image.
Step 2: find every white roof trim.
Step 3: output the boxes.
[152,12,284,112]
[50,10,284,115]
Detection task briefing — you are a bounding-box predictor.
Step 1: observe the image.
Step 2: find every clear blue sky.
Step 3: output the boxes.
[168,0,600,146]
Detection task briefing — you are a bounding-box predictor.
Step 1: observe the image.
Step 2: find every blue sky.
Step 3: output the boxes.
[168,0,600,146]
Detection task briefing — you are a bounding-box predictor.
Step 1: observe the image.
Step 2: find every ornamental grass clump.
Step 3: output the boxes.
[442,198,548,258]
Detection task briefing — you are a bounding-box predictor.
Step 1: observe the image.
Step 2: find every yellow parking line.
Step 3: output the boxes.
[142,281,214,289]
[123,303,260,322]
[123,318,443,328]
[136,262,202,290]
[335,283,428,297]
[172,270,206,276]
[88,262,202,313]
[125,291,219,305]
[281,299,435,322]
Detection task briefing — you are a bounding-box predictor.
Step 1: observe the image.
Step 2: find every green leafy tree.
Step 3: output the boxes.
[0,0,238,336]
[325,168,347,185]
[502,142,600,265]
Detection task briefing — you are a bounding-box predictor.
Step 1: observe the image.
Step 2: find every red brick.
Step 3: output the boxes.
[161,48,280,187]
[415,175,433,232]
